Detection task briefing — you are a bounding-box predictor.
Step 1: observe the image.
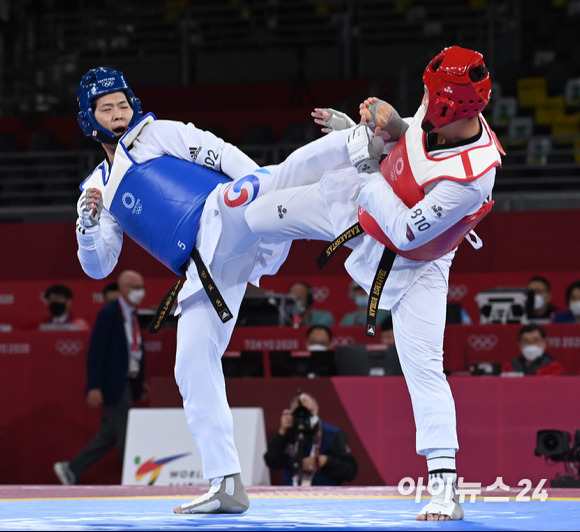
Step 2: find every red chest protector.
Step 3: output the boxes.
[358,116,503,261]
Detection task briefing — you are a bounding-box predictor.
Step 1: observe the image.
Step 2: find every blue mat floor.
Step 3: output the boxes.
[1,486,579,531]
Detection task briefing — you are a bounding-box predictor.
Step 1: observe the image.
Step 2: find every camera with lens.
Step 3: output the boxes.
[291,390,316,442]
[535,430,575,461]
[289,390,319,486]
[536,429,580,487]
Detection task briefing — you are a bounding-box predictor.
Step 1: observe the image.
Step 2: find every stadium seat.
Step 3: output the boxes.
[506,116,534,146]
[491,96,517,128]
[27,131,58,151]
[564,78,580,108]
[551,113,580,144]
[534,95,565,127]
[573,139,580,164]
[241,124,273,145]
[0,132,18,152]
[517,77,547,108]
[526,136,552,165]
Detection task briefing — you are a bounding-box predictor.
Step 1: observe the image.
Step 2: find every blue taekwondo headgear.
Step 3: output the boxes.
[76,66,143,144]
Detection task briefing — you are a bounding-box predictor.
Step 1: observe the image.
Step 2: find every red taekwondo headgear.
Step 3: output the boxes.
[421,45,491,132]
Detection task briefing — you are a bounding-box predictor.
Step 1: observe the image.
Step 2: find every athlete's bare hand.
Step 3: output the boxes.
[85,188,103,217]
[312,108,332,132]
[312,108,356,133]
[359,97,393,129]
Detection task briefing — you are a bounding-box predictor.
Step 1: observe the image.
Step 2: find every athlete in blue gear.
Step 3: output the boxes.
[74,66,293,514]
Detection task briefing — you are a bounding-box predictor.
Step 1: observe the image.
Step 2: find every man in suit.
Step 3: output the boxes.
[53,269,147,485]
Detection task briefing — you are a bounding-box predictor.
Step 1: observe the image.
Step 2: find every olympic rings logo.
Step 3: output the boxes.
[333,336,357,346]
[312,286,330,303]
[448,283,468,301]
[55,339,84,356]
[467,334,499,351]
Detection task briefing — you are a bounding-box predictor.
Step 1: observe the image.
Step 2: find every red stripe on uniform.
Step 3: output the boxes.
[460,151,473,179]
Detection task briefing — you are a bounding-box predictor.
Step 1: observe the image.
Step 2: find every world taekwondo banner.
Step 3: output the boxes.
[122,407,271,486]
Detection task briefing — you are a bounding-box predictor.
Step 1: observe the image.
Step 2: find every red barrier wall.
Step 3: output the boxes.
[1,326,580,487]
[1,210,580,486]
[2,211,580,331]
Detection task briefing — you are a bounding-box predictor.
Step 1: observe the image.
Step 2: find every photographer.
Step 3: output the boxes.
[263,391,357,486]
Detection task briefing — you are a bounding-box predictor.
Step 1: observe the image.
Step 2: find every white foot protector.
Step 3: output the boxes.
[416,493,464,521]
[174,473,250,515]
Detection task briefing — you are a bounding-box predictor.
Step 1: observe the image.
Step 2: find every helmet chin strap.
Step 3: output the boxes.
[421,120,435,133]
[95,131,121,145]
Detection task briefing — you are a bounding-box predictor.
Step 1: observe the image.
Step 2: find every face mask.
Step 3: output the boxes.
[295,300,306,315]
[569,301,580,317]
[522,344,544,362]
[533,294,545,311]
[127,288,145,306]
[355,295,368,308]
[48,301,67,317]
[308,343,329,352]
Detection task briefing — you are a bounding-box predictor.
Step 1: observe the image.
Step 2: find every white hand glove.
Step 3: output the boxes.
[347,124,384,173]
[76,189,103,233]
[322,108,356,133]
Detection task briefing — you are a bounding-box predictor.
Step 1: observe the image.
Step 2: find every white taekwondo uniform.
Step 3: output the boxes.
[245,103,503,454]
[76,113,292,480]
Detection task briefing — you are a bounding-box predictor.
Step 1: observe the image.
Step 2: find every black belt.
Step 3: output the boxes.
[148,247,233,334]
[317,222,364,270]
[317,222,396,338]
[365,247,396,337]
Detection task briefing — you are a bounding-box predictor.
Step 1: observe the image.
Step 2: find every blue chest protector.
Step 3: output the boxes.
[109,155,230,274]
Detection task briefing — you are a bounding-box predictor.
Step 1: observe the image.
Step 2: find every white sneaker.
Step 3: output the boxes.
[53,461,76,486]
[174,473,250,514]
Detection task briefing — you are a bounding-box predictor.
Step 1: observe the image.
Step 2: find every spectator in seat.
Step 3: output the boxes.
[339,280,390,327]
[286,281,335,327]
[501,323,565,376]
[553,280,580,323]
[527,276,557,323]
[41,283,90,331]
[305,325,333,351]
[264,391,357,486]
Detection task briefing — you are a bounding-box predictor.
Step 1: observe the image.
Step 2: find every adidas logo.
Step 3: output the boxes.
[189,147,201,161]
